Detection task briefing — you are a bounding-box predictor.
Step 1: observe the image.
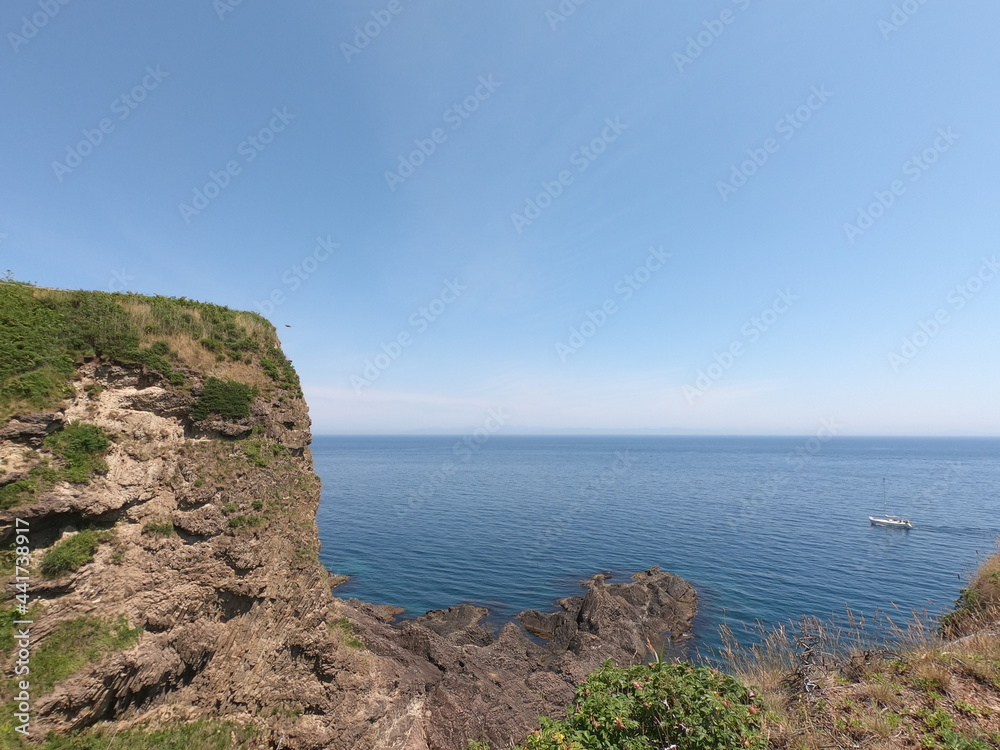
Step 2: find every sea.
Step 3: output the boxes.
[314,435,999,655]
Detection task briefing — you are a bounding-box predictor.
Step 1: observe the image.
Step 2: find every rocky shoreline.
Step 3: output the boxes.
[0,289,698,749]
[338,566,697,748]
[0,361,698,749]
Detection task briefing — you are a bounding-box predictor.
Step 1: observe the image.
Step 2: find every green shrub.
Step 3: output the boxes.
[142,520,175,537]
[241,440,288,467]
[44,422,111,483]
[83,382,105,399]
[0,479,35,510]
[39,530,109,578]
[191,378,255,421]
[0,282,295,421]
[128,345,185,386]
[519,661,766,750]
[227,515,264,530]
[1,369,73,410]
[0,423,109,508]
[331,617,364,649]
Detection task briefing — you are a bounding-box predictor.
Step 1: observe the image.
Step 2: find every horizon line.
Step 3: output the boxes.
[310,432,1000,438]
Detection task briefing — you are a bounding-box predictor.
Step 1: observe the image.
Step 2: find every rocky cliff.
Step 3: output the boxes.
[0,285,696,749]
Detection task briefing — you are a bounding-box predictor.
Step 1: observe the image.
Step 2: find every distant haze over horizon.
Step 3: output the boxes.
[3,3,998,436]
[311,430,1000,439]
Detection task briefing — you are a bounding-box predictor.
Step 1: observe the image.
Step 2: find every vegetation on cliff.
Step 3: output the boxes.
[0,280,299,422]
[2,281,997,750]
[461,549,1000,750]
[0,283,319,749]
[715,549,1000,749]
[0,422,112,511]
[511,660,766,750]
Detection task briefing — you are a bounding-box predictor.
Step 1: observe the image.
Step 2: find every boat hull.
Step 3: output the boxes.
[869,516,912,529]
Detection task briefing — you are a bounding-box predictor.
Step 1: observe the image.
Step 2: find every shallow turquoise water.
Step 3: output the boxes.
[315,436,999,653]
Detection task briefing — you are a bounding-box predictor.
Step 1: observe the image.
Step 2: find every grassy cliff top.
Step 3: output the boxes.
[0,281,299,420]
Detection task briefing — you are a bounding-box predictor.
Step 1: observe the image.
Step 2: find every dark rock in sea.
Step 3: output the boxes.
[337,565,698,749]
[516,566,696,657]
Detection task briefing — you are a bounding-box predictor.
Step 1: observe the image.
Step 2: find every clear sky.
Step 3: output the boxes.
[2,1,998,435]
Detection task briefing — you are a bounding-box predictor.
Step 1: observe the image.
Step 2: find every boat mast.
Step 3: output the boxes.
[882,477,887,515]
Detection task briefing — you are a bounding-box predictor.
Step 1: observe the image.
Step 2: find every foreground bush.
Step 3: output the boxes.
[519,660,766,750]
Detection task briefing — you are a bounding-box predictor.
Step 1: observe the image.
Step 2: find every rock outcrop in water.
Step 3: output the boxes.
[0,286,697,749]
[345,566,696,748]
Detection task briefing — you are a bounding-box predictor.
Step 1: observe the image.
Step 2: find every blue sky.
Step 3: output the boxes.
[1,1,998,435]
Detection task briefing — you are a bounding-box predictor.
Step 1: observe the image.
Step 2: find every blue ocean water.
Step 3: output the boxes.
[315,436,999,653]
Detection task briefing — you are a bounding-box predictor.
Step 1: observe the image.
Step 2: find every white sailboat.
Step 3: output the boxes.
[869,478,912,529]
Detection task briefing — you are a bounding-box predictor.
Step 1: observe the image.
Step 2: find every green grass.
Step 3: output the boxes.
[227,515,264,530]
[240,439,288,467]
[141,519,175,537]
[0,423,112,510]
[38,720,258,750]
[31,615,142,695]
[38,530,110,578]
[259,348,300,392]
[0,281,298,420]
[44,422,111,483]
[0,480,35,510]
[330,617,364,649]
[191,378,255,421]
[0,614,139,740]
[0,607,28,655]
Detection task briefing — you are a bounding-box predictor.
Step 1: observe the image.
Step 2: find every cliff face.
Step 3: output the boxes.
[0,286,370,747]
[0,286,697,750]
